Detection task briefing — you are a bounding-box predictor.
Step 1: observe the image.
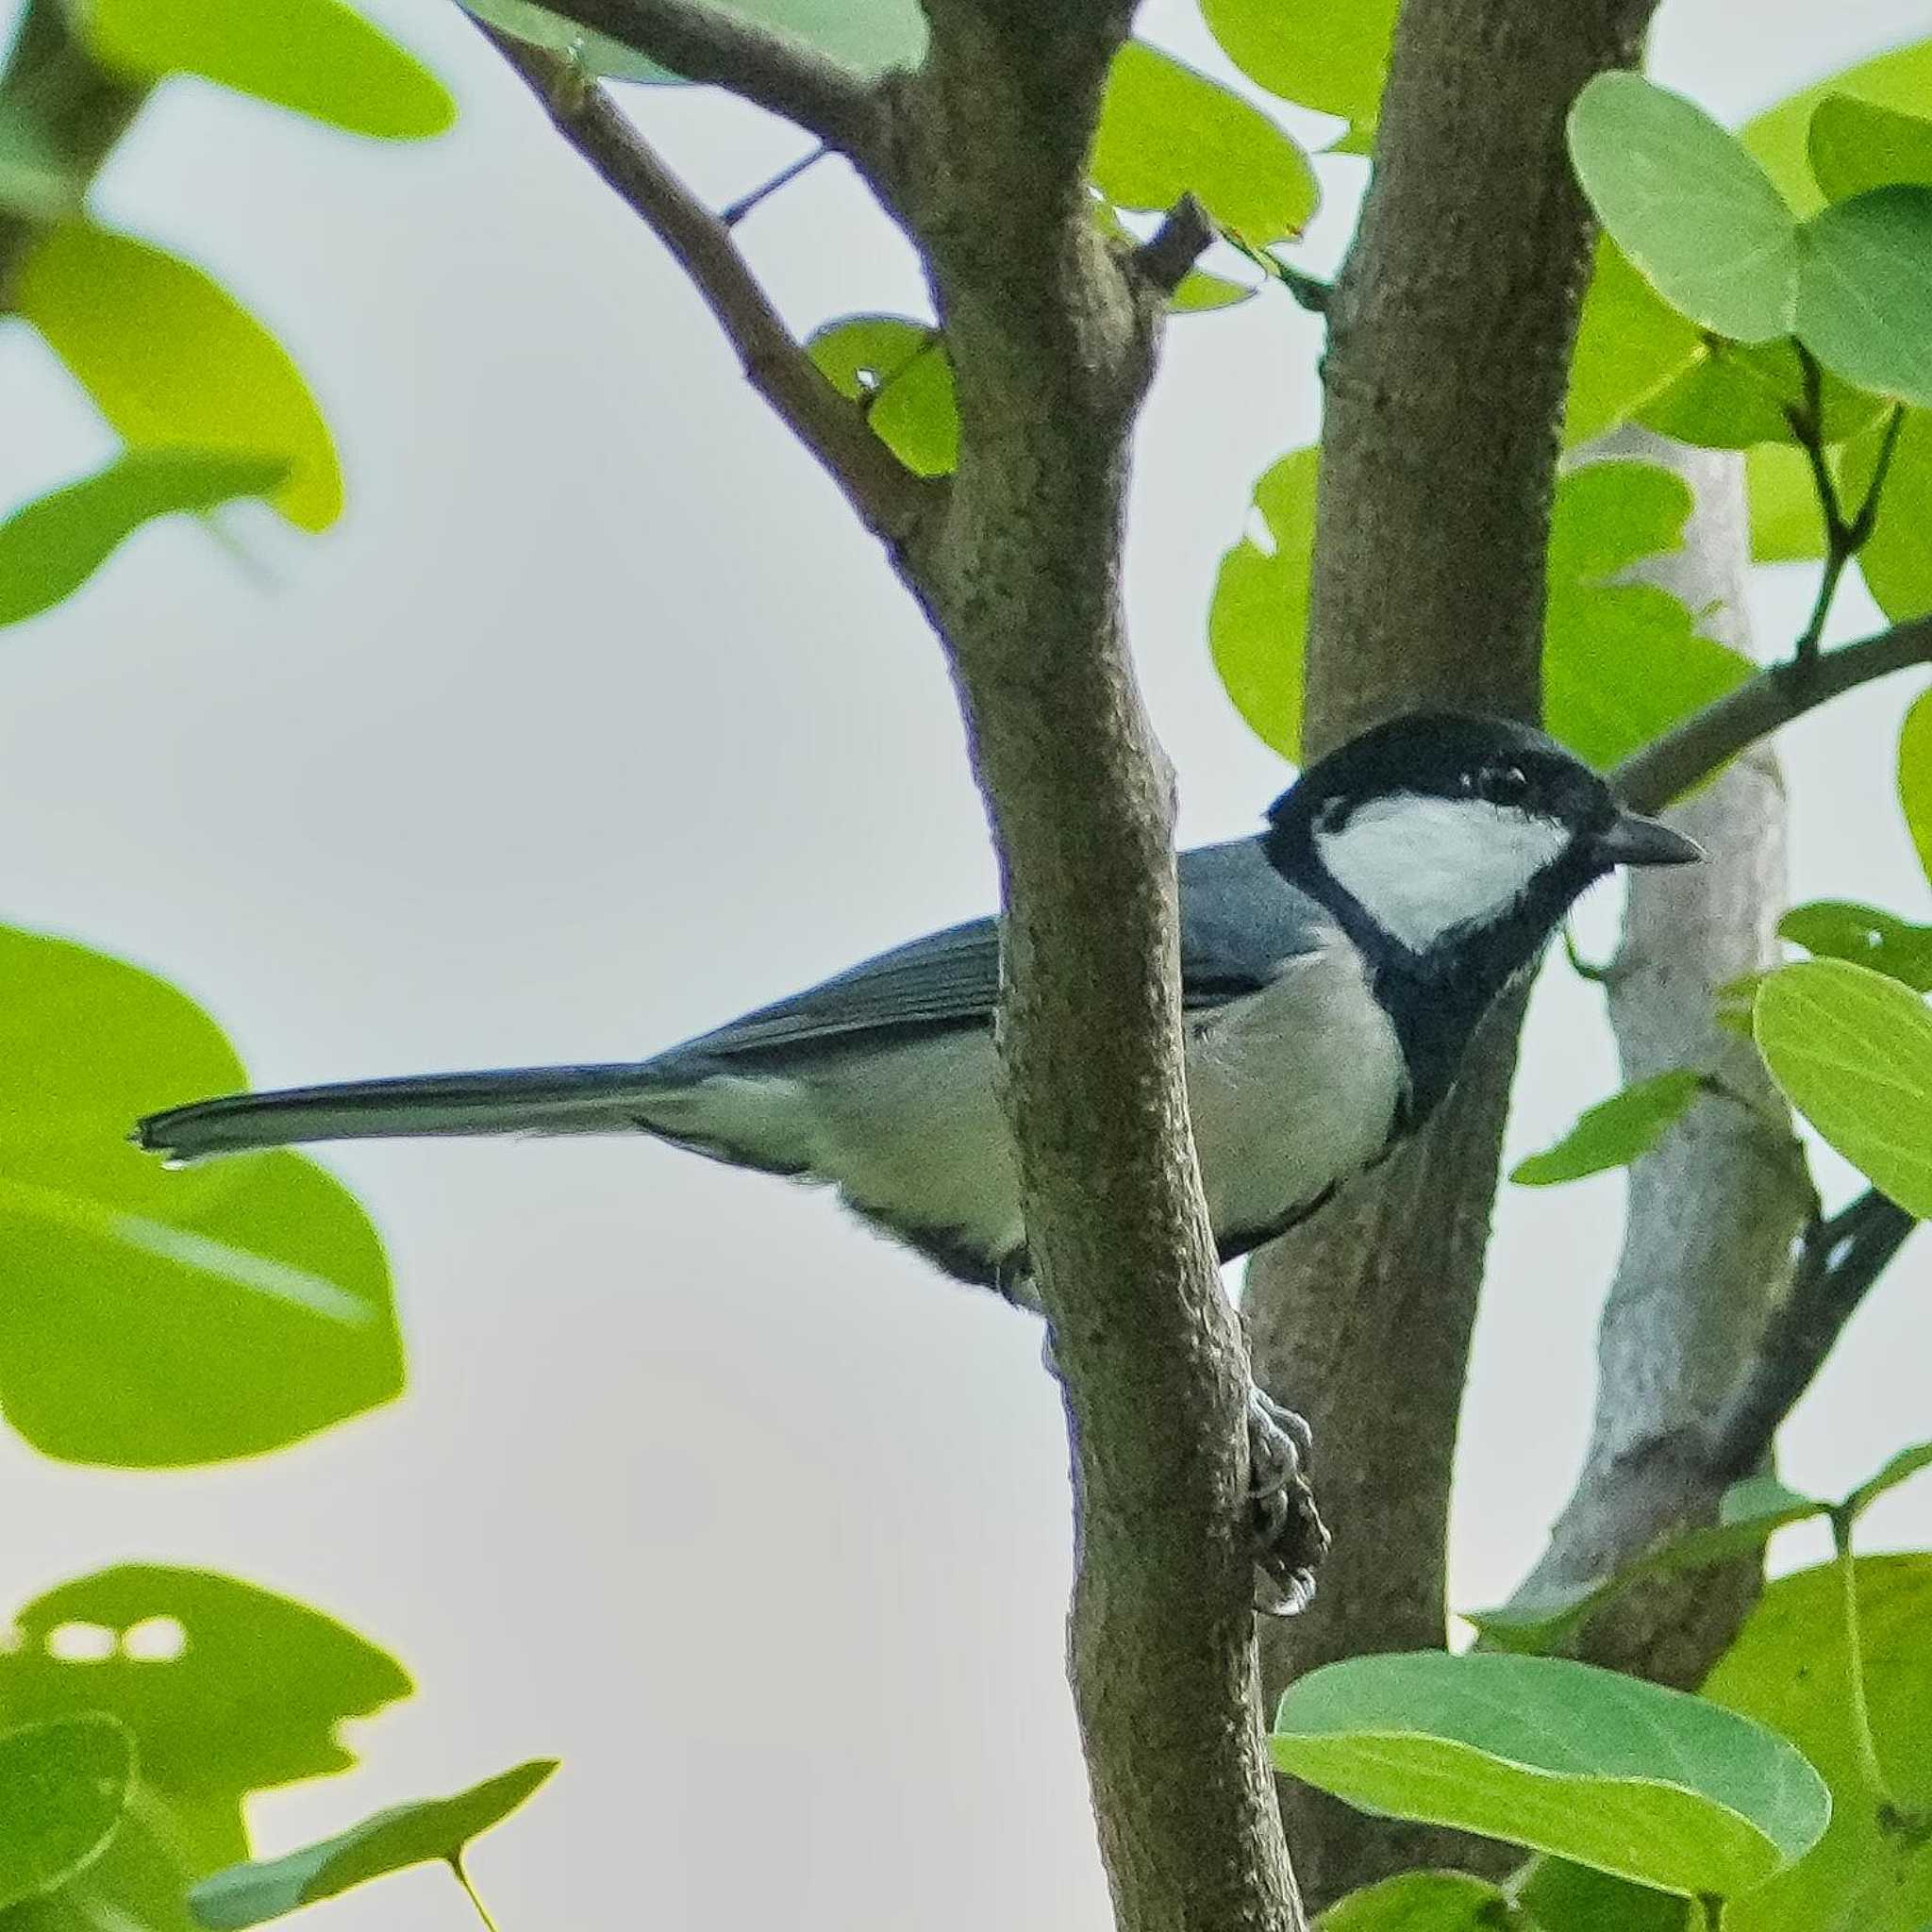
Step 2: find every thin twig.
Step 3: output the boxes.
[720,142,828,225]
[478,28,935,550]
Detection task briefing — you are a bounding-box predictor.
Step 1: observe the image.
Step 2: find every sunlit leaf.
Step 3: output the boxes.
[1779,899,1932,991]
[1638,337,1888,451]
[75,0,453,139]
[1315,1872,1515,1932]
[1568,74,1801,342]
[806,315,957,478]
[1272,1652,1829,1896]
[1563,236,1704,447]
[1195,0,1395,147]
[1742,36,1932,215]
[1208,445,1317,759]
[0,1717,133,1910]
[1794,187,1932,408]
[1754,958,1932,1216]
[1746,442,1826,561]
[1900,689,1932,890]
[1808,94,1932,203]
[15,225,341,532]
[188,1761,558,1929]
[1844,409,1932,620]
[0,451,285,629]
[1510,1070,1706,1187]
[1091,42,1318,246]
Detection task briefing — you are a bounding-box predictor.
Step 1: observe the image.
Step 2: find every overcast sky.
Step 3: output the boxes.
[4,3,1932,1927]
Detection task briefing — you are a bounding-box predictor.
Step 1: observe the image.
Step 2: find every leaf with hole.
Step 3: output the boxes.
[1744,37,1932,214]
[0,451,286,629]
[1272,1651,1829,1896]
[74,0,452,139]
[1091,42,1317,245]
[1808,94,1932,203]
[0,1716,134,1910]
[1569,74,1802,342]
[1778,899,1932,991]
[1196,0,1395,148]
[1754,958,1932,1216]
[1843,409,1932,621]
[1793,187,1932,408]
[1510,1070,1707,1187]
[188,1760,558,1929]
[806,315,957,478]
[1209,445,1317,759]
[15,225,341,532]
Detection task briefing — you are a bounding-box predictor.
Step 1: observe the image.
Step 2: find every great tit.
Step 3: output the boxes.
[138,710,1699,1609]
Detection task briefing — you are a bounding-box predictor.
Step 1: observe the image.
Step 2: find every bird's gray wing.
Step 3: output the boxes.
[671,837,1328,1068]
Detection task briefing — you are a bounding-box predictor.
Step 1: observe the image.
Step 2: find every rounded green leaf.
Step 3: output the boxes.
[16,225,341,532]
[1746,442,1826,562]
[806,316,957,478]
[1209,445,1317,759]
[74,0,453,140]
[1091,42,1318,245]
[1316,1871,1515,1931]
[1743,38,1932,215]
[1794,187,1932,408]
[1808,95,1932,204]
[1273,1652,1830,1898]
[188,1760,558,1929]
[1779,898,1932,990]
[1569,74,1802,343]
[0,451,286,629]
[1753,958,1932,1216]
[1564,237,1705,448]
[1510,1070,1706,1187]
[1196,0,1395,142]
[0,1716,134,1909]
[1900,689,1932,890]
[1845,409,1932,620]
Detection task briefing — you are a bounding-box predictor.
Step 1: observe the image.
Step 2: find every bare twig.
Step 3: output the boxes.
[503,0,887,156]
[720,142,828,225]
[479,29,935,551]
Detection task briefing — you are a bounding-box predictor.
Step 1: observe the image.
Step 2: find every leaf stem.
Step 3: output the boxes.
[1831,1507,1896,1807]
[449,1856,504,1932]
[720,141,828,225]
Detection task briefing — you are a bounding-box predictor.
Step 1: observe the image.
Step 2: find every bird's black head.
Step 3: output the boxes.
[1263,710,1700,1118]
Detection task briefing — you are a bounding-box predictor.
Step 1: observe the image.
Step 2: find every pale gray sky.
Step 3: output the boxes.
[4,3,1930,1927]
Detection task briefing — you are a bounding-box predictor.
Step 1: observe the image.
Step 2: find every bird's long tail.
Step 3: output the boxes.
[137,1064,675,1163]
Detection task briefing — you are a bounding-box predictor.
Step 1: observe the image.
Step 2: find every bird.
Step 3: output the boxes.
[138,710,1699,1611]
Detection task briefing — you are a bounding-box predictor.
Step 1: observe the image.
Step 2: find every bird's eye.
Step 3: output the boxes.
[1476,764,1529,806]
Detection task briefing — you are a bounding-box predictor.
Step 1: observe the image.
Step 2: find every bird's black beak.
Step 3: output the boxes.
[1594,810,1704,868]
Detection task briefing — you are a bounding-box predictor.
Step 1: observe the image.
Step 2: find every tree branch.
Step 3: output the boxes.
[478,27,937,553]
[498,0,887,157]
[1613,615,1932,815]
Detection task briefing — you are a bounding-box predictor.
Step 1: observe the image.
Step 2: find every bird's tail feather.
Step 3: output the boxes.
[137,1064,677,1163]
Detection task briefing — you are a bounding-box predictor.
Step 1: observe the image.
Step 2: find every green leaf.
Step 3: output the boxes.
[806,315,958,478]
[1808,94,1932,203]
[1315,1871,1520,1931]
[0,1717,134,1910]
[1746,442,1826,561]
[1754,958,1932,1216]
[1091,42,1318,245]
[15,225,341,532]
[0,451,285,628]
[1845,409,1932,620]
[0,104,86,224]
[1706,1556,1932,1931]
[1901,689,1932,886]
[1517,1858,1690,1932]
[1568,74,1801,342]
[1793,187,1932,408]
[1778,898,1932,991]
[0,1567,411,1930]
[1541,461,1754,770]
[1510,1070,1707,1187]
[1166,263,1254,312]
[1272,1651,1829,1896]
[1844,1441,1932,1519]
[0,925,403,1465]
[1743,37,1932,215]
[73,0,453,139]
[459,0,927,82]
[1563,237,1705,447]
[1209,445,1318,759]
[188,1761,558,1929]
[1195,0,1396,148]
[1638,336,1888,450]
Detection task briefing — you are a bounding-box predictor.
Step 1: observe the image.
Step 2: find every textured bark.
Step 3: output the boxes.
[1246,0,1657,1905]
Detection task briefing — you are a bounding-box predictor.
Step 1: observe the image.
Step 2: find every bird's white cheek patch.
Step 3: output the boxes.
[1314,793,1571,953]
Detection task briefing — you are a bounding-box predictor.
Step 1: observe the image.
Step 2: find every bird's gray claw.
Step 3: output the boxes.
[1246,1386,1328,1618]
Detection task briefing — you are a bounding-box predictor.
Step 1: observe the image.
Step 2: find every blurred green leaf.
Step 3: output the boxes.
[0,1718,133,1910]
[1794,187,1932,408]
[1779,899,1932,990]
[0,452,285,629]
[0,106,85,224]
[1563,237,1704,447]
[1845,409,1932,619]
[1568,74,1800,342]
[1706,1556,1932,1931]
[1091,42,1317,245]
[806,315,957,478]
[1845,1441,1932,1519]
[1808,94,1932,203]
[189,1761,558,1929]
[1272,1652,1829,1896]
[0,1567,410,1931]
[1901,689,1932,886]
[16,225,341,532]
[1315,1872,1519,1931]
[0,925,403,1465]
[1517,1859,1689,1932]
[1742,37,1932,214]
[1209,445,1317,759]
[1746,442,1826,560]
[1546,458,1690,581]
[1754,958,1932,1216]
[1509,1070,1707,1187]
[1639,336,1888,450]
[1196,0,1395,147]
[74,0,453,139]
